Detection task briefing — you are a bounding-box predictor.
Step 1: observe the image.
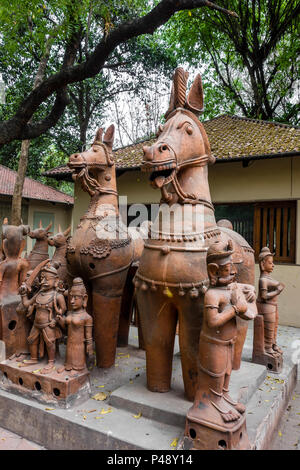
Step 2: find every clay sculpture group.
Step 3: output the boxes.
[0,68,285,450]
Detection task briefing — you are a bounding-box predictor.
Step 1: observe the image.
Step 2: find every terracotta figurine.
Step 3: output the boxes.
[67,125,143,368]
[135,68,256,402]
[184,239,256,450]
[57,277,93,375]
[252,247,285,372]
[19,261,66,374]
[48,225,71,289]
[27,221,52,269]
[0,221,30,357]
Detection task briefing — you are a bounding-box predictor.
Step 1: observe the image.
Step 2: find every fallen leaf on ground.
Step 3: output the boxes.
[95,417,104,420]
[45,408,55,411]
[100,407,112,415]
[92,392,107,401]
[170,438,178,447]
[88,409,97,413]
[133,412,142,419]
[32,369,41,374]
[278,431,282,437]
[96,385,105,388]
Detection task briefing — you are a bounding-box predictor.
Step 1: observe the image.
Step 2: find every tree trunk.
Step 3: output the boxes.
[10,140,30,225]
[10,41,52,225]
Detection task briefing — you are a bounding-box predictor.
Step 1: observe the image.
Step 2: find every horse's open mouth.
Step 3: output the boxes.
[142,161,176,188]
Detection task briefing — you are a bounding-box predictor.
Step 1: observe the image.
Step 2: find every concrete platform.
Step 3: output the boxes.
[0,324,298,450]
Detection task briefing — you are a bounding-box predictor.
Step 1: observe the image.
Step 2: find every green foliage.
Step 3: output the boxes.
[163,1,300,124]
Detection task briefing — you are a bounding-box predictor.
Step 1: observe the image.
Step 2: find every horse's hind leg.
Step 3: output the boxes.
[136,289,177,393]
[117,265,136,347]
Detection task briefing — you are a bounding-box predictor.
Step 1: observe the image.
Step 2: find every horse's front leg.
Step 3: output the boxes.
[92,275,126,368]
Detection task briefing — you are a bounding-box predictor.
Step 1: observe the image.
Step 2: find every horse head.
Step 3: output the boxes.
[48,225,71,248]
[29,220,52,241]
[142,68,215,200]
[68,125,116,197]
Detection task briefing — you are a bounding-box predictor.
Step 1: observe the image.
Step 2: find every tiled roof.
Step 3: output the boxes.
[0,165,73,205]
[43,115,300,179]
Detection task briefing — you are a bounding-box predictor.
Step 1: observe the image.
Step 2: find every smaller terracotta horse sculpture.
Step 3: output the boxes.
[67,125,144,368]
[48,225,71,288]
[27,221,52,269]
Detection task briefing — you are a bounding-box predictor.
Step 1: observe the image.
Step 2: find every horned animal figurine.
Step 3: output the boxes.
[183,239,256,450]
[252,247,285,372]
[48,225,71,289]
[135,68,256,401]
[67,125,144,368]
[27,221,52,269]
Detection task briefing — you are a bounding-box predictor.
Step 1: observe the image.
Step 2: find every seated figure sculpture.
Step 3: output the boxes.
[184,239,257,450]
[19,261,66,374]
[57,278,93,376]
[252,247,285,372]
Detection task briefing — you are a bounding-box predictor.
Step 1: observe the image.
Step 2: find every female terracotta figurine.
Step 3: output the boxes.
[185,240,256,449]
[257,247,285,356]
[19,262,66,374]
[57,278,93,375]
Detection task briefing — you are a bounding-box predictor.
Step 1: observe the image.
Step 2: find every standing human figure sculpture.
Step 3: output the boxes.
[19,261,66,374]
[252,247,285,371]
[57,277,93,375]
[184,239,256,450]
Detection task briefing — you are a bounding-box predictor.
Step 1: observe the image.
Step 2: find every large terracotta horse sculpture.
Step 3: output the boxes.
[135,68,255,401]
[67,125,144,368]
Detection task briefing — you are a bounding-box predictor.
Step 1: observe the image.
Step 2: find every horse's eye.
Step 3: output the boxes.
[186,125,193,135]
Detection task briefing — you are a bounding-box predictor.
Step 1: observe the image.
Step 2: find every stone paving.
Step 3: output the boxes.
[0,323,299,450]
[0,426,44,450]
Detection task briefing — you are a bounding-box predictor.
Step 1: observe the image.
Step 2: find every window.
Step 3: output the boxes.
[253,201,296,263]
[215,201,296,264]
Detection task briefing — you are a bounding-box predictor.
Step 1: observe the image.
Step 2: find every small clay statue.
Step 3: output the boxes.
[252,247,285,371]
[184,239,256,450]
[9,269,40,362]
[57,278,93,375]
[19,261,66,374]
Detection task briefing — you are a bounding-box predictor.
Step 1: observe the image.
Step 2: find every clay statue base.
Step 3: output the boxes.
[0,296,21,358]
[252,315,283,374]
[183,405,251,450]
[0,357,90,407]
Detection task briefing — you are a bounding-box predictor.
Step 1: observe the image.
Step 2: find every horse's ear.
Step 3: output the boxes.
[103,124,115,148]
[185,73,204,116]
[58,223,62,233]
[63,226,71,237]
[93,128,104,145]
[45,221,52,232]
[165,68,188,120]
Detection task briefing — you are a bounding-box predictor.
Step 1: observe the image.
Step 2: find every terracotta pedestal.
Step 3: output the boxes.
[0,295,21,358]
[183,406,251,450]
[0,357,90,406]
[252,314,283,373]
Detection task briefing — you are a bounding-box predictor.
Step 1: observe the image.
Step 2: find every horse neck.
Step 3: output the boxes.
[53,244,66,262]
[153,164,216,239]
[85,166,119,218]
[175,164,212,204]
[32,238,49,253]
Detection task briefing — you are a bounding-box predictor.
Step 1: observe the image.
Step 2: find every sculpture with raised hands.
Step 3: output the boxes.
[184,239,256,450]
[252,247,285,372]
[57,277,93,375]
[19,261,66,374]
